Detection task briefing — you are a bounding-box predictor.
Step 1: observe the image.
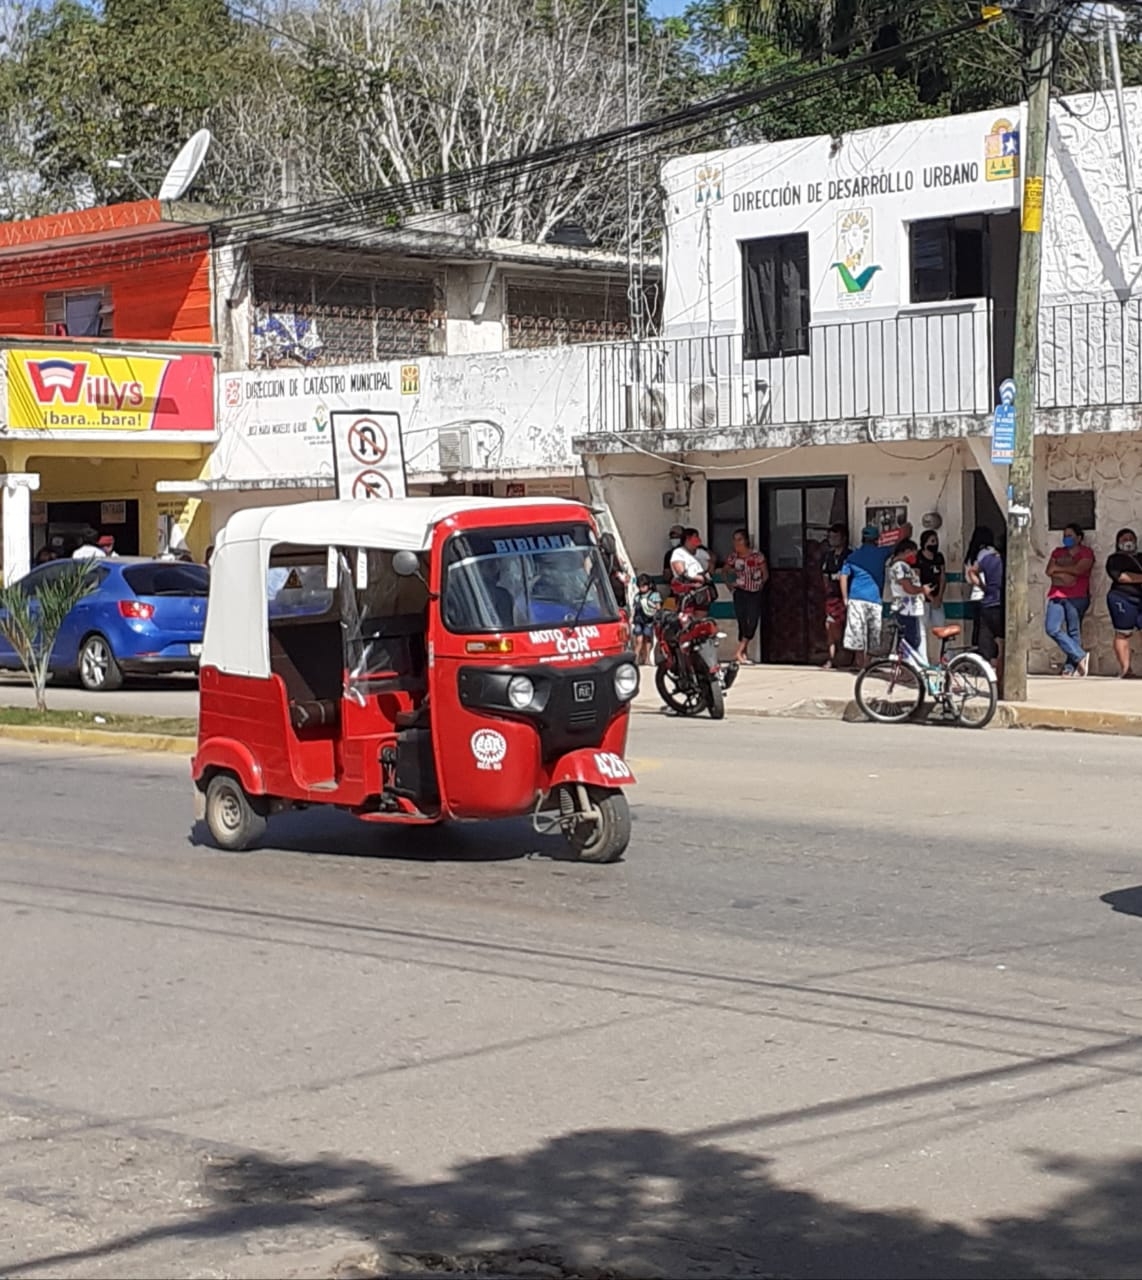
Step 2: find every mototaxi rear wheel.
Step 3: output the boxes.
[204,773,268,852]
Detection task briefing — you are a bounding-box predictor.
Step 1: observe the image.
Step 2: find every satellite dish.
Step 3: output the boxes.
[158,129,212,201]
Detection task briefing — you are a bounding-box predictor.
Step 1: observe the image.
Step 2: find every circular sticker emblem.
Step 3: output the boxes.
[471,728,507,771]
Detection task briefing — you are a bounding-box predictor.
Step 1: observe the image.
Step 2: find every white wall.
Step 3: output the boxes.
[664,89,1142,334]
[443,264,506,355]
[208,346,589,487]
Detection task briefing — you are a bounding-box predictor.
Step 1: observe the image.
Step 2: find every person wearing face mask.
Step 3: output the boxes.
[1045,523,1094,677]
[1106,528,1142,678]
[887,539,926,652]
[916,530,946,661]
[820,522,850,668]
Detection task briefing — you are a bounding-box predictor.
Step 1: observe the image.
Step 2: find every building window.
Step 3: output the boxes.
[44,289,112,337]
[741,235,810,360]
[707,478,748,566]
[909,216,987,303]
[250,268,438,366]
[505,281,632,349]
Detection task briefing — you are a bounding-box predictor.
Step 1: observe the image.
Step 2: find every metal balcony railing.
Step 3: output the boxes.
[584,299,1142,436]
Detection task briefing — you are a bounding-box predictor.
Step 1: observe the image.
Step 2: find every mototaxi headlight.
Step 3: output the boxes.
[613,662,639,702]
[507,674,536,709]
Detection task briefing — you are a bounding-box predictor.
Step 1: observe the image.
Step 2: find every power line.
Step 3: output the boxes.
[0,5,1000,287]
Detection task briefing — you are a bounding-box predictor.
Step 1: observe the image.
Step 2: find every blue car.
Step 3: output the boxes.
[0,558,209,692]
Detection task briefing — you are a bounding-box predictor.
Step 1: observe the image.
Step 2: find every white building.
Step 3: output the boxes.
[165,221,657,533]
[578,92,1142,671]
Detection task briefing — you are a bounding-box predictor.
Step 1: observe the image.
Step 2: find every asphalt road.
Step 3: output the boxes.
[4,718,1142,1279]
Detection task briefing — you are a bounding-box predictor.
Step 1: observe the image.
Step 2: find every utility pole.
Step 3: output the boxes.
[1003,1,1055,702]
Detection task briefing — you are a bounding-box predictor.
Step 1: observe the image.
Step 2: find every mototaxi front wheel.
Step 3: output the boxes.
[565,787,631,864]
[204,773,268,852]
[706,676,725,720]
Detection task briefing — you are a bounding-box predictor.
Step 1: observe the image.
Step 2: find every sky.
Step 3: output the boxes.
[648,0,689,16]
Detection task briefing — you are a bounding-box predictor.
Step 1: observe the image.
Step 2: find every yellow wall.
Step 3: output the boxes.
[0,440,212,559]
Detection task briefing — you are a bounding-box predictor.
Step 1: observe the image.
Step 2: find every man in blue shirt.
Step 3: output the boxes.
[838,521,913,666]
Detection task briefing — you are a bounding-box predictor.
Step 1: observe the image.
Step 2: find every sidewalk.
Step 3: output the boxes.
[634,662,1142,736]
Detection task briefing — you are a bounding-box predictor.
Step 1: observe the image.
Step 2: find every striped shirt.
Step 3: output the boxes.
[725,549,767,592]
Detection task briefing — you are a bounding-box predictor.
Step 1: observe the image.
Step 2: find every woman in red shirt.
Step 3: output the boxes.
[1044,523,1094,677]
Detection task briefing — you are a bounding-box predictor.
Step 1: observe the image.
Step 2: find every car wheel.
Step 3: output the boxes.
[78,634,124,692]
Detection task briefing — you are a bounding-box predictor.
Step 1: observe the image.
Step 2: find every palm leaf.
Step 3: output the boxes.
[0,563,98,712]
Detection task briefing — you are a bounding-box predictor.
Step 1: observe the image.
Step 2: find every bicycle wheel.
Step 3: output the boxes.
[946,652,998,729]
[854,659,925,724]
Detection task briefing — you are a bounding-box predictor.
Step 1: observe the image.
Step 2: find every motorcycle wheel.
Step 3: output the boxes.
[706,677,725,720]
[655,663,705,716]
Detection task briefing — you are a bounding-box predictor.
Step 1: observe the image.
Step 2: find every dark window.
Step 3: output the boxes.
[505,281,633,349]
[707,479,748,566]
[909,217,988,303]
[18,562,106,596]
[741,235,810,359]
[251,268,438,366]
[123,564,210,597]
[1047,489,1096,532]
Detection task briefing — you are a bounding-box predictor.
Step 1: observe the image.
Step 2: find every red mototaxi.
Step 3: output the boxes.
[192,497,638,862]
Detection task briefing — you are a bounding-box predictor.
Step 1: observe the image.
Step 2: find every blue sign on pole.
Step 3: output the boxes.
[991,403,1016,464]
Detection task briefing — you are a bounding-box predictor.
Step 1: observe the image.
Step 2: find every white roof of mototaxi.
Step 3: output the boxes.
[202,496,589,678]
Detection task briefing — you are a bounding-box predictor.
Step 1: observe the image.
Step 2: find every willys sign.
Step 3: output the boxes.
[4,346,216,439]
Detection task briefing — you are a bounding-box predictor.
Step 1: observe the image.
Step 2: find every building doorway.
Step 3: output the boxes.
[37,499,140,559]
[759,478,848,664]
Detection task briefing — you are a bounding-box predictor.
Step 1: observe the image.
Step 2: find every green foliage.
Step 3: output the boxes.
[0,563,97,713]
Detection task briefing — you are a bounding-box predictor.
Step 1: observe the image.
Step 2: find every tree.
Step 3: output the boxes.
[0,564,97,713]
[225,0,694,243]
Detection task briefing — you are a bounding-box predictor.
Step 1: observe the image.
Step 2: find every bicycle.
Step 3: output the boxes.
[854,619,998,729]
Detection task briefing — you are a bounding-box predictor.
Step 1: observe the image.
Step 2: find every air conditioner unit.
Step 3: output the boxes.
[438,428,473,471]
[652,376,751,432]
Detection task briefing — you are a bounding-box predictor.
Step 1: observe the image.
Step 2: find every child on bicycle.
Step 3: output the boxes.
[888,540,927,653]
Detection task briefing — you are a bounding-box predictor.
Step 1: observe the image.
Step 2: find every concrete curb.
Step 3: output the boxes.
[636,694,1142,736]
[0,723,195,755]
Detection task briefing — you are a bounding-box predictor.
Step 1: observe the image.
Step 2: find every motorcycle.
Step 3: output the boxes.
[653,586,739,720]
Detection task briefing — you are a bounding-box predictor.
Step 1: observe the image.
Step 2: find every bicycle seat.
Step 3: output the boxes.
[931,624,961,640]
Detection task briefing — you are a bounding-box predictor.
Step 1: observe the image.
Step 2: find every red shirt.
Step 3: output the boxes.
[725,549,767,592]
[1046,544,1094,600]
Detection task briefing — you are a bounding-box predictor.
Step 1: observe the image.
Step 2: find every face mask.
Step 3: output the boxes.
[902,552,918,566]
[1062,535,1076,549]
[922,542,937,555]
[1121,541,1138,554]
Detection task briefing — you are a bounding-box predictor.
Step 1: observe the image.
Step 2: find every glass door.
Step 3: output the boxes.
[759,478,848,664]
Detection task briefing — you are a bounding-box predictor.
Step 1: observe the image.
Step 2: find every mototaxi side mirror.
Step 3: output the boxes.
[392,550,421,578]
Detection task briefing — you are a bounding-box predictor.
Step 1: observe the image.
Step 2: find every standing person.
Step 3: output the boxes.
[838,522,912,667]
[34,545,56,566]
[662,524,685,582]
[917,529,946,660]
[1105,528,1142,678]
[964,527,990,648]
[820,522,850,669]
[630,573,662,666]
[1045,522,1094,677]
[670,528,714,615]
[967,526,1005,685]
[598,532,630,612]
[72,536,107,561]
[887,540,926,652]
[723,528,768,664]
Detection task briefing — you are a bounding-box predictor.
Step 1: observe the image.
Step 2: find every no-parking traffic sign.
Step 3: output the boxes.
[330,409,407,500]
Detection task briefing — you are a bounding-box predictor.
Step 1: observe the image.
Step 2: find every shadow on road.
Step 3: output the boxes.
[188,807,594,864]
[9,1127,1142,1278]
[1101,887,1142,918]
